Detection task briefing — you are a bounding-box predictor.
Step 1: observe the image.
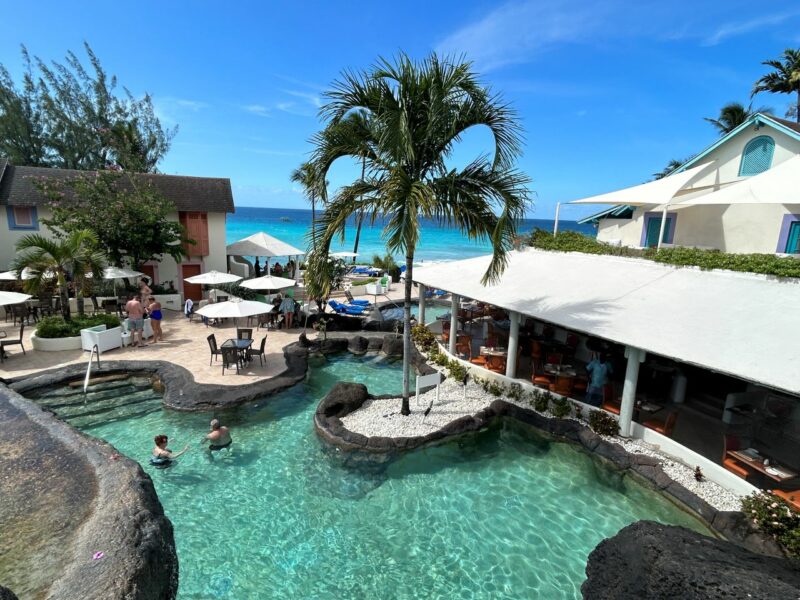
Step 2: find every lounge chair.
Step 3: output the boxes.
[248,335,267,366]
[0,323,25,362]
[328,300,366,315]
[344,291,371,306]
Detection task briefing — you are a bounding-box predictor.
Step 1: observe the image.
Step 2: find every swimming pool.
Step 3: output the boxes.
[28,355,710,599]
[380,301,450,324]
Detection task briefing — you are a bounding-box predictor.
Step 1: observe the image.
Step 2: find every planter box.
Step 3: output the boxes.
[31,332,82,352]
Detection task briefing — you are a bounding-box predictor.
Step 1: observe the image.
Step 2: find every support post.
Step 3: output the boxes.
[619,346,646,437]
[505,311,520,378]
[657,205,669,250]
[418,284,426,325]
[553,202,561,235]
[448,293,459,356]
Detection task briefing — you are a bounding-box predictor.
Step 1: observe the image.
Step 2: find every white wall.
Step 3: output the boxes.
[596,123,800,253]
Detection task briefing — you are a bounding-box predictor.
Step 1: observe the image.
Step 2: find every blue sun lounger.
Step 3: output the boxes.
[328,300,367,315]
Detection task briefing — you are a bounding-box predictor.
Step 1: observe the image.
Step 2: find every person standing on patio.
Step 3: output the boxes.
[138,277,152,300]
[279,294,296,329]
[126,294,146,347]
[585,353,613,406]
[147,296,163,343]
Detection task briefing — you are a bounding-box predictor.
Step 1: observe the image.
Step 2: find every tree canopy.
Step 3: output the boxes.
[752,48,800,122]
[0,43,175,171]
[39,171,188,269]
[704,102,771,136]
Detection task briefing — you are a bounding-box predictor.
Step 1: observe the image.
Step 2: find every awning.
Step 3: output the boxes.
[413,249,800,395]
[674,155,800,206]
[239,275,296,291]
[226,232,305,258]
[184,270,242,285]
[568,162,713,206]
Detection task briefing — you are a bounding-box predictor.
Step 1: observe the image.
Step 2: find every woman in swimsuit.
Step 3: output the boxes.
[147,296,163,343]
[151,434,189,467]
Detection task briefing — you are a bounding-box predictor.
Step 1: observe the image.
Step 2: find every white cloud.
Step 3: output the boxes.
[242,104,271,118]
[282,89,322,108]
[153,96,209,125]
[702,10,800,46]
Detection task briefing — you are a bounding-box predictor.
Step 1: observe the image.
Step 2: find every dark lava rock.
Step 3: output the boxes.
[317,382,370,419]
[0,586,18,600]
[380,335,404,357]
[711,511,786,558]
[582,520,800,599]
[347,335,370,354]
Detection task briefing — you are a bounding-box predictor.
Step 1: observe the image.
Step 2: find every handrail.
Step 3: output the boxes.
[83,344,100,395]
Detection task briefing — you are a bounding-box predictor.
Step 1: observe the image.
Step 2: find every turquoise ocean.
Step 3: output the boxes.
[227,207,595,263]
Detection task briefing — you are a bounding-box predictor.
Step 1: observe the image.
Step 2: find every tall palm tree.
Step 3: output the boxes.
[13,229,106,320]
[309,53,531,416]
[752,48,800,122]
[704,102,772,136]
[652,158,688,180]
[291,161,320,252]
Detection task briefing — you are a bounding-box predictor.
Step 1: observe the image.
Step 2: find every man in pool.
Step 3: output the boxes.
[204,419,232,451]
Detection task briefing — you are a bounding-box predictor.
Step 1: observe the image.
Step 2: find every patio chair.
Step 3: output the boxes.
[237,328,253,340]
[550,374,574,397]
[455,340,471,360]
[248,335,267,366]
[722,434,750,480]
[531,364,553,389]
[545,352,563,366]
[0,323,25,362]
[207,334,222,365]
[772,489,800,512]
[221,346,240,375]
[643,411,678,436]
[486,354,506,374]
[531,340,543,368]
[344,290,371,306]
[12,305,28,326]
[470,353,488,367]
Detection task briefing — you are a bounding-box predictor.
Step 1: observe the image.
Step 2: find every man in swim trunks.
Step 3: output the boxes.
[204,419,232,450]
[125,294,146,347]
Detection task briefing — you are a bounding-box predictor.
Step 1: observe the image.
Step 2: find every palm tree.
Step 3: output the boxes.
[704,102,772,136]
[309,53,531,416]
[652,158,687,180]
[752,48,800,122]
[13,229,106,320]
[291,162,320,252]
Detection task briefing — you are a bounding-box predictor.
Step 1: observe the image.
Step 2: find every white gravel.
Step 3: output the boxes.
[340,359,742,513]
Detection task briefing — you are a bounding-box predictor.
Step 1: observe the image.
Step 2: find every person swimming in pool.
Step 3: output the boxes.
[204,419,232,451]
[151,434,189,467]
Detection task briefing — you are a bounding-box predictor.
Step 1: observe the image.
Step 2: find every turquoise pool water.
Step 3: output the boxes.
[30,355,710,599]
[380,301,450,324]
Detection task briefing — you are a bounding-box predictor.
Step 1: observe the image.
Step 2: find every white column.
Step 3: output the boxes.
[448,293,459,356]
[505,311,520,378]
[657,205,668,250]
[553,202,561,235]
[619,346,646,437]
[418,284,426,325]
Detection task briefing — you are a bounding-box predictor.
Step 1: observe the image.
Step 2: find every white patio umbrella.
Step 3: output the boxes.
[103,266,144,280]
[195,298,274,320]
[0,267,35,281]
[0,291,31,306]
[184,270,242,285]
[239,275,296,291]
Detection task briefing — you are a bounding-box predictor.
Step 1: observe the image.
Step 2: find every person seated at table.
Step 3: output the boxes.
[585,353,613,406]
[203,418,233,451]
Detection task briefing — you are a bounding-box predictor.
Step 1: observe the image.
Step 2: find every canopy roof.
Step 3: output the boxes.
[413,249,800,395]
[0,291,31,306]
[568,162,712,206]
[239,274,296,290]
[184,270,242,285]
[226,232,305,258]
[195,298,273,318]
[674,154,800,206]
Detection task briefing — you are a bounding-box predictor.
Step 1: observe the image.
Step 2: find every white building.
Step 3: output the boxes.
[0,159,234,301]
[578,113,800,254]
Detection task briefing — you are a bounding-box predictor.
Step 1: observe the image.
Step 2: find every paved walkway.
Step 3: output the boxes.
[0,285,418,384]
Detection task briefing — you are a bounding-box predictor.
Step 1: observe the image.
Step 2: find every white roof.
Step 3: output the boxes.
[568,162,713,206]
[226,232,305,257]
[413,249,800,395]
[674,154,800,206]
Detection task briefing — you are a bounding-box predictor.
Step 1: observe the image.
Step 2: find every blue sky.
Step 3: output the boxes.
[1,0,799,219]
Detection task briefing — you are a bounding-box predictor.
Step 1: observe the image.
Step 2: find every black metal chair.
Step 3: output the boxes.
[237,328,253,340]
[11,305,28,326]
[248,335,267,366]
[207,334,223,365]
[221,346,240,375]
[0,323,25,362]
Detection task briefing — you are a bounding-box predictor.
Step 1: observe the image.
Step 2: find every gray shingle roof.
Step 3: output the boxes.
[0,161,235,213]
[770,115,800,135]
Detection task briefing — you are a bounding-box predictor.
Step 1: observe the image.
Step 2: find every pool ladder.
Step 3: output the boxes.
[83,344,100,395]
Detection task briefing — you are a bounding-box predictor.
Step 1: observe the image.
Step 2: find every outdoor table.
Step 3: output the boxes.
[480,347,507,357]
[727,450,798,482]
[222,338,253,366]
[633,401,663,420]
[544,364,577,377]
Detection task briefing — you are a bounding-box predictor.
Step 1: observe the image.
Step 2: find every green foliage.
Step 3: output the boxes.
[0,43,174,171]
[572,402,583,421]
[39,171,186,269]
[528,229,800,278]
[433,352,449,367]
[213,282,258,301]
[150,280,177,294]
[551,396,571,418]
[488,381,503,397]
[36,314,120,338]
[588,410,620,436]
[411,324,437,353]
[507,383,523,402]
[304,252,347,312]
[445,359,468,383]
[534,391,550,413]
[741,492,800,558]
[752,48,800,121]
[372,254,401,281]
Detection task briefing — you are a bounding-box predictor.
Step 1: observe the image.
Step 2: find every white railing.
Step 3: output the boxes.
[83,344,101,395]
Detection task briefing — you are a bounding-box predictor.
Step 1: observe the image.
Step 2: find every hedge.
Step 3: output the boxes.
[36,314,121,339]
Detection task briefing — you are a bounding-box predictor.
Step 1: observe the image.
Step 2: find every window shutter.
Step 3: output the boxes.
[739,136,775,176]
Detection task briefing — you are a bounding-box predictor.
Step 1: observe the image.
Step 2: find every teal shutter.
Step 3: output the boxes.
[739,136,775,176]
[786,222,800,254]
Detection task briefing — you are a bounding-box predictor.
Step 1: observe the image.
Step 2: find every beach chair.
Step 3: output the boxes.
[344,290,371,306]
[328,300,366,316]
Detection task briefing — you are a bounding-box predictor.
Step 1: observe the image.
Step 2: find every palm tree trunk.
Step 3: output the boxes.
[311,192,317,253]
[796,90,799,123]
[401,252,413,416]
[352,158,366,263]
[57,274,70,320]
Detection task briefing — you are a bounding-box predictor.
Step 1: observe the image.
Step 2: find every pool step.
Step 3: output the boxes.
[52,389,161,421]
[32,377,152,402]
[69,403,163,430]
[38,384,155,409]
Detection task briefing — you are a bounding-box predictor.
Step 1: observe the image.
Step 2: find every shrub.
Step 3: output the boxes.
[741,492,800,558]
[488,381,503,397]
[551,396,571,418]
[434,352,449,367]
[36,314,121,338]
[411,324,437,353]
[534,391,549,413]
[212,282,258,300]
[446,359,469,383]
[572,402,583,421]
[507,383,522,402]
[589,410,620,436]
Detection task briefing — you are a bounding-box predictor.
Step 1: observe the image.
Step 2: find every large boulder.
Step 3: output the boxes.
[0,586,18,600]
[317,382,370,419]
[582,520,800,599]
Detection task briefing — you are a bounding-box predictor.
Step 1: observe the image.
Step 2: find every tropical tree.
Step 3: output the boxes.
[652,158,690,180]
[308,53,531,416]
[704,102,771,136]
[290,162,321,252]
[752,48,800,122]
[12,229,106,320]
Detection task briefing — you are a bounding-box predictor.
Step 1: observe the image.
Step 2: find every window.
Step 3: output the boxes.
[6,206,38,230]
[738,135,774,176]
[786,222,800,254]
